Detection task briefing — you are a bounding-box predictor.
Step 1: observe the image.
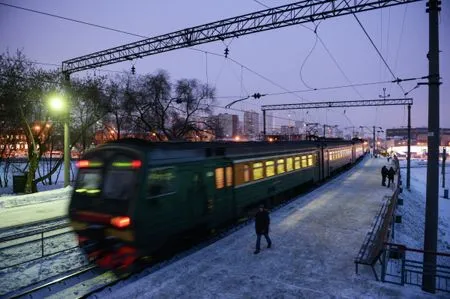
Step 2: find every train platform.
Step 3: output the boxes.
[103,156,438,298]
[0,188,70,229]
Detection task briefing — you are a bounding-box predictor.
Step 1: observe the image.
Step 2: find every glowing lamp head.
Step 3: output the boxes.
[49,96,65,112]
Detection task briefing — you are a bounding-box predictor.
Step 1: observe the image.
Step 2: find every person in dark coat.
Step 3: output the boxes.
[254,204,272,254]
[387,166,395,188]
[381,166,388,186]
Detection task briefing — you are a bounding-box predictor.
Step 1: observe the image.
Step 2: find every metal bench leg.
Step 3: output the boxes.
[371,265,379,281]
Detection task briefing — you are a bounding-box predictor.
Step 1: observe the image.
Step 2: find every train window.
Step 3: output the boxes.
[147,168,176,198]
[225,167,233,187]
[294,157,300,169]
[308,154,313,166]
[215,168,225,189]
[104,169,136,200]
[301,156,307,168]
[244,165,250,182]
[286,157,293,171]
[234,164,250,185]
[265,161,275,177]
[75,170,102,194]
[253,162,264,180]
[277,159,285,174]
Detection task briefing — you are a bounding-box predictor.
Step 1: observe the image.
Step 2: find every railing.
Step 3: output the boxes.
[0,223,77,271]
[382,242,450,292]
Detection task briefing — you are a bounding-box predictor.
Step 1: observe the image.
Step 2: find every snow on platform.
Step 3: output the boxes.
[0,187,71,229]
[102,157,441,298]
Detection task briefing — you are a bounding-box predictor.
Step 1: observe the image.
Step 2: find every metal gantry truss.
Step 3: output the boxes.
[61,0,421,74]
[261,98,413,111]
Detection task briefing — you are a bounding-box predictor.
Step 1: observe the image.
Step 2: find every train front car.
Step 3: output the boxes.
[69,145,144,270]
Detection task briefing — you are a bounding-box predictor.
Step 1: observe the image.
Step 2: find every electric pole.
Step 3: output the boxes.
[422,0,441,293]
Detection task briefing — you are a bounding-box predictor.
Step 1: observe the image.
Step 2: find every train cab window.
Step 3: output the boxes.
[104,169,136,200]
[225,166,233,187]
[75,170,102,194]
[286,157,293,171]
[308,155,313,166]
[253,162,264,180]
[294,157,300,169]
[147,167,176,198]
[265,161,275,177]
[301,156,308,168]
[215,168,225,189]
[277,159,285,174]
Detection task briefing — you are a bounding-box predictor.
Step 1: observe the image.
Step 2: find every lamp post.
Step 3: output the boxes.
[49,96,70,187]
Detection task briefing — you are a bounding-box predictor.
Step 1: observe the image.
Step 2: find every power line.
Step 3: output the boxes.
[0,2,149,39]
[343,0,406,95]
[1,1,305,102]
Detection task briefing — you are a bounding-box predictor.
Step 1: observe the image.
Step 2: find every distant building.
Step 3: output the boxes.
[265,112,274,134]
[243,111,259,138]
[216,113,239,139]
[386,127,450,146]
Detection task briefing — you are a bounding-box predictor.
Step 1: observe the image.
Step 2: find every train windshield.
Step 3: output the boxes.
[72,153,142,214]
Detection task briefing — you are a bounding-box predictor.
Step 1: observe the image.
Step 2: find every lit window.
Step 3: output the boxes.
[286,157,293,171]
[308,154,313,166]
[301,156,308,168]
[277,159,285,174]
[265,161,275,177]
[294,157,300,169]
[215,168,225,189]
[253,162,264,180]
[226,166,233,187]
[244,165,250,182]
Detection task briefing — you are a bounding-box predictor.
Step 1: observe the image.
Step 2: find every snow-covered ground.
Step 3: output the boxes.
[0,157,449,298]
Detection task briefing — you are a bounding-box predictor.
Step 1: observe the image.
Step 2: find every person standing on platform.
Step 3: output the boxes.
[381,165,388,186]
[254,204,272,254]
[387,166,396,188]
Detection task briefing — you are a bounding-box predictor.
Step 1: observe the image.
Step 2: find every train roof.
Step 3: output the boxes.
[90,138,361,165]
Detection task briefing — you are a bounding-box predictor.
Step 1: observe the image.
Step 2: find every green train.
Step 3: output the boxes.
[69,138,366,269]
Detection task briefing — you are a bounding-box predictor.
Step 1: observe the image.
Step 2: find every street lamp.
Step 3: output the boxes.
[49,96,70,187]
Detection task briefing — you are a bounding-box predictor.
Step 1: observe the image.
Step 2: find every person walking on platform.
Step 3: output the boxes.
[254,204,272,254]
[387,166,395,188]
[381,165,388,186]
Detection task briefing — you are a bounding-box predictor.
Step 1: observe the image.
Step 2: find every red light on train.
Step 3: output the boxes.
[111,216,131,228]
[131,160,142,168]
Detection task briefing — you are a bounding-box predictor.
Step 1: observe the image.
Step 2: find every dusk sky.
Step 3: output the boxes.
[1,0,449,136]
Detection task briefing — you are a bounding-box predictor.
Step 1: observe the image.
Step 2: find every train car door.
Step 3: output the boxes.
[323,149,330,179]
[207,160,234,227]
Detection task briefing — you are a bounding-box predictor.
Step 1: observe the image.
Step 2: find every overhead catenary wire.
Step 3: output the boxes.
[342,0,406,95]
[252,0,365,100]
[0,1,306,104]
